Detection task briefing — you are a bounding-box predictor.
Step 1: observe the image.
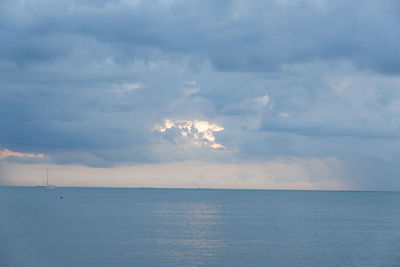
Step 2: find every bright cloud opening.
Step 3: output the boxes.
[155,119,225,149]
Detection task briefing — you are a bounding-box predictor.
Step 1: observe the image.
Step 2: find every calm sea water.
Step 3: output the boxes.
[1,187,400,267]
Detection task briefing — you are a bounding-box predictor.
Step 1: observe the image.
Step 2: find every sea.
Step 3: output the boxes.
[1,187,400,267]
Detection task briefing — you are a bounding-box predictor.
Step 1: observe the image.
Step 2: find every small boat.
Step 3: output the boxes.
[45,167,57,190]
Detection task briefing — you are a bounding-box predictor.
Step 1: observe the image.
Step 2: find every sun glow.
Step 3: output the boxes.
[155,119,225,149]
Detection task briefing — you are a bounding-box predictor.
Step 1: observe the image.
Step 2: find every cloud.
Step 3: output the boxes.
[1,0,400,189]
[2,0,400,73]
[260,63,400,138]
[221,94,270,116]
[155,119,225,149]
[112,81,142,94]
[0,149,47,160]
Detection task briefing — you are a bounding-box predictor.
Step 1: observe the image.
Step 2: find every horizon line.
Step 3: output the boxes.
[0,185,397,193]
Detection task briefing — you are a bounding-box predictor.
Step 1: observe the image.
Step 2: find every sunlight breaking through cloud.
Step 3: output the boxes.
[155,119,225,149]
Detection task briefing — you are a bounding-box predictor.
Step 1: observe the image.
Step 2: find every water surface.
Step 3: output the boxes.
[1,187,399,266]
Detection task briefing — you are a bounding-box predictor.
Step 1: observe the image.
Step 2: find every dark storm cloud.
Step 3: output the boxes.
[2,0,400,72]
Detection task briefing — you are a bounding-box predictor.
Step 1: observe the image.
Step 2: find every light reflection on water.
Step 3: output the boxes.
[154,202,224,266]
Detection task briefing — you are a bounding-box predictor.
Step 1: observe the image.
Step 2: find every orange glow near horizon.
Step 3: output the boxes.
[0,149,48,160]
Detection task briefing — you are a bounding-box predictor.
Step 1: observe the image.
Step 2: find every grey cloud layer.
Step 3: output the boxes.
[2,0,400,189]
[2,0,400,72]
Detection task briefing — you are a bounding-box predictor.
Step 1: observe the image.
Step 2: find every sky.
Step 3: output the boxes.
[1,0,400,190]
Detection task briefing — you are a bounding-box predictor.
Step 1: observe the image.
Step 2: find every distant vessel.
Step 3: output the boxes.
[45,167,57,190]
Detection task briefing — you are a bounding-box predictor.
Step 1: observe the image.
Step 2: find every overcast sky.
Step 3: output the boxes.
[1,0,400,190]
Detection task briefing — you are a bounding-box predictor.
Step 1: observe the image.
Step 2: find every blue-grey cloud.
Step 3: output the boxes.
[2,0,400,72]
[2,0,400,189]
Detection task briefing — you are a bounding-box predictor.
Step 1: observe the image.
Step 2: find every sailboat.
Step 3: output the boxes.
[45,167,57,190]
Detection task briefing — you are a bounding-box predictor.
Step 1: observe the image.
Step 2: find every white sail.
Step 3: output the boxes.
[45,167,57,189]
